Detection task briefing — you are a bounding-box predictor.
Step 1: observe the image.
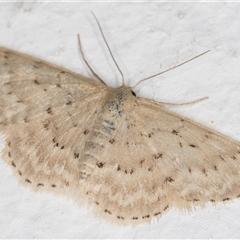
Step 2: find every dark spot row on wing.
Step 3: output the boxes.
[84,129,89,135]
[223,198,230,201]
[165,177,174,182]
[148,166,153,172]
[52,138,65,149]
[3,52,8,59]
[24,176,61,189]
[43,121,50,130]
[187,164,219,174]
[152,153,163,159]
[115,161,174,174]
[104,209,112,214]
[187,197,233,202]
[171,130,179,135]
[202,168,207,176]
[46,107,53,115]
[124,169,134,174]
[100,203,169,221]
[34,79,40,85]
[24,117,29,123]
[189,144,197,148]
[32,61,42,69]
[97,162,105,168]
[9,157,68,188]
[24,177,58,188]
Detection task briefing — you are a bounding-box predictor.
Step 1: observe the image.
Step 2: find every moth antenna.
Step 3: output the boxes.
[77,34,107,86]
[92,11,126,86]
[145,96,209,107]
[131,50,211,90]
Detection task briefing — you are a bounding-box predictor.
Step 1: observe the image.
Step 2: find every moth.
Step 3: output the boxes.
[1,14,240,226]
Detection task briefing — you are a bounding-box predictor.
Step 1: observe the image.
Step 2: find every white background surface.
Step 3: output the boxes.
[1,2,240,238]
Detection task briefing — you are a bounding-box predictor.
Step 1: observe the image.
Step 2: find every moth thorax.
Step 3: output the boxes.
[104,86,134,111]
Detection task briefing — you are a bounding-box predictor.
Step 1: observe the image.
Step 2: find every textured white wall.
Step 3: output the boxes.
[0,2,240,238]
